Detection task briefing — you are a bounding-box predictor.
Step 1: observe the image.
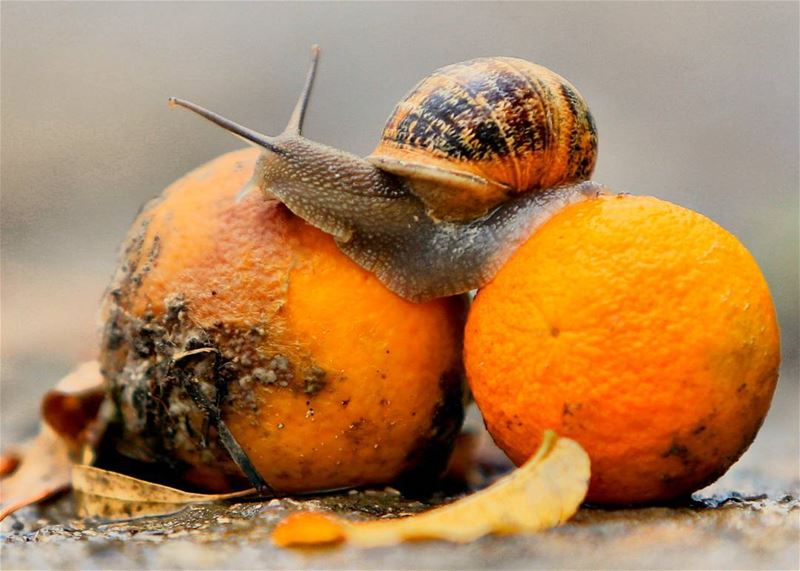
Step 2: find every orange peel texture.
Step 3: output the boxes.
[465,194,780,504]
[100,148,467,493]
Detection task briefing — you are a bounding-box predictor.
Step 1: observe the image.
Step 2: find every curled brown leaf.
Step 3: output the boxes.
[41,361,105,452]
[0,426,73,521]
[0,361,104,521]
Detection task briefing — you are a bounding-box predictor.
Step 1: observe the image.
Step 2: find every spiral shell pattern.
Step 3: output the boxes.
[368,57,597,219]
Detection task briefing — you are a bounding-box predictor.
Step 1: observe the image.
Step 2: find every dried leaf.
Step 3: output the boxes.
[0,361,108,521]
[0,426,73,521]
[271,431,590,548]
[0,452,21,477]
[72,465,257,519]
[41,361,105,452]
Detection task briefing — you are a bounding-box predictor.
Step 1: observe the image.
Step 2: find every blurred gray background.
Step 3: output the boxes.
[2,2,798,448]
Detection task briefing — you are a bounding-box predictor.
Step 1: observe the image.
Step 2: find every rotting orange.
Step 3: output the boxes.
[464,194,780,505]
[100,147,467,494]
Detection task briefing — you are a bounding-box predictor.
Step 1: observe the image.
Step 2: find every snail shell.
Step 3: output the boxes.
[368,57,598,221]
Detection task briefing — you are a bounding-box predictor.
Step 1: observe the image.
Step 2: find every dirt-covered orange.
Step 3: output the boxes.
[100,148,466,493]
[465,194,780,504]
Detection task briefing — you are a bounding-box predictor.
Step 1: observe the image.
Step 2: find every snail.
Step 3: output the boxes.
[170,46,605,302]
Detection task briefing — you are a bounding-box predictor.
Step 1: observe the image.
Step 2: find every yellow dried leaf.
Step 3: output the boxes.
[271,431,589,548]
[72,465,257,519]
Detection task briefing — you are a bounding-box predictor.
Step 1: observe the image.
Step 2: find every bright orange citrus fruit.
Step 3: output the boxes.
[465,194,780,504]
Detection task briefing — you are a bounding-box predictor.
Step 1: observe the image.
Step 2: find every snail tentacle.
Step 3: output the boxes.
[284,45,321,136]
[169,97,284,155]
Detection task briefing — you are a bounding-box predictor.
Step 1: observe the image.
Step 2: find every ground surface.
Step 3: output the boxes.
[1,364,798,570]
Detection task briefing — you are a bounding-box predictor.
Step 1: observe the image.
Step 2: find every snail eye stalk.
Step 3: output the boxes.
[168,45,322,152]
[168,97,285,155]
[285,44,321,136]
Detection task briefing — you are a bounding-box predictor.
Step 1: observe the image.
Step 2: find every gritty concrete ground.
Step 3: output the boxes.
[2,490,798,570]
[2,365,798,570]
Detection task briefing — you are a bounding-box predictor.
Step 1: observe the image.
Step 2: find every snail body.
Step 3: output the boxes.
[170,48,604,301]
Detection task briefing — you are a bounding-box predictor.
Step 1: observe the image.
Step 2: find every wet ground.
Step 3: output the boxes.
[2,364,798,570]
[2,488,797,570]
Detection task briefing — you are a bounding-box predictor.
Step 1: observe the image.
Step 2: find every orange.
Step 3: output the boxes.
[100,148,467,493]
[465,194,780,504]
